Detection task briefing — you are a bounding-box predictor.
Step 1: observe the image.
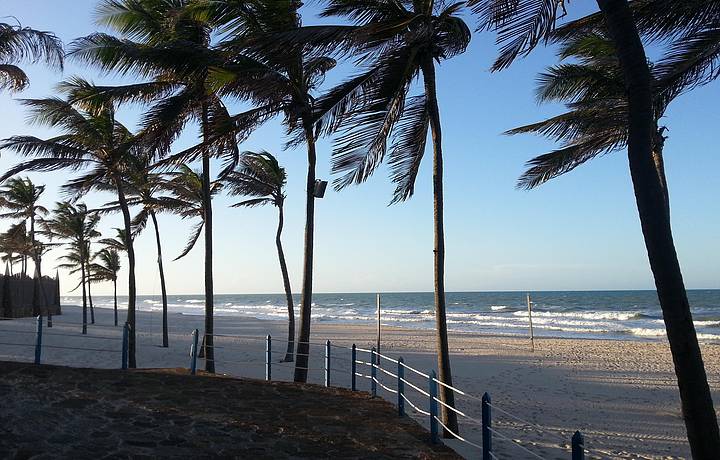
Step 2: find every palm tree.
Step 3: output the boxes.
[91,248,121,327]
[70,0,242,372]
[196,0,349,383]
[301,0,471,433]
[161,163,221,360]
[44,202,100,334]
[99,154,173,346]
[0,177,49,316]
[0,79,142,367]
[0,222,32,276]
[0,20,63,93]
[225,151,295,362]
[473,0,720,454]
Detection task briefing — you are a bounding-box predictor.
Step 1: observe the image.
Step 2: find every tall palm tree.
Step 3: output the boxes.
[225,151,295,362]
[161,163,221,360]
[100,154,173,346]
[0,177,49,316]
[44,202,100,334]
[0,20,63,93]
[473,0,720,454]
[0,222,32,276]
[70,0,242,372]
[91,248,121,327]
[0,79,142,367]
[302,0,471,433]
[197,0,348,382]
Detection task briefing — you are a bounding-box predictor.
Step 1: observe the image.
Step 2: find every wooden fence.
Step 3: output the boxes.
[0,273,61,319]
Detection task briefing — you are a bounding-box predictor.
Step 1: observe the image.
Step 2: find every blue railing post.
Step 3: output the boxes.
[397,357,405,416]
[34,315,42,365]
[121,323,129,369]
[370,347,377,397]
[429,370,439,444]
[266,334,272,381]
[190,328,199,375]
[572,431,585,460]
[325,340,331,387]
[351,344,357,391]
[482,392,492,460]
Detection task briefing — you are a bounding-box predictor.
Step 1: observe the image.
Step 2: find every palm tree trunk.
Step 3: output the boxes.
[201,103,215,373]
[276,203,295,362]
[597,1,720,456]
[87,261,95,325]
[30,214,40,317]
[652,127,669,216]
[150,210,169,347]
[113,277,118,327]
[115,179,137,368]
[80,259,87,335]
[421,57,458,436]
[294,120,317,383]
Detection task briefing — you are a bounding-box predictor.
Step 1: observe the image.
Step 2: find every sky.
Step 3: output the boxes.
[0,1,718,296]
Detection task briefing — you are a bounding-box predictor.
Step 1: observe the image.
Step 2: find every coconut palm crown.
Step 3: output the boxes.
[0,20,63,92]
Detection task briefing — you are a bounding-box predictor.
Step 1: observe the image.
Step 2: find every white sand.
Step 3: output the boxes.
[2,305,718,459]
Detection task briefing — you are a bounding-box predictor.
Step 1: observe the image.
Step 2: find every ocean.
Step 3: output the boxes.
[64,290,720,342]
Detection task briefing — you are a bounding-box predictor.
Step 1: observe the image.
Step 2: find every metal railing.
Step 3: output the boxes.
[0,318,590,459]
[188,331,589,459]
[0,315,130,368]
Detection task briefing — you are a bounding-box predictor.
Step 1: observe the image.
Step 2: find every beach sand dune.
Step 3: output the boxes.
[2,305,717,459]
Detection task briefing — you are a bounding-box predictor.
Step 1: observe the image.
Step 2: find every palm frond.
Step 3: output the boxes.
[655,26,720,106]
[0,64,29,92]
[388,95,429,204]
[0,22,63,68]
[470,0,564,70]
[330,47,421,189]
[174,220,203,261]
[517,135,621,189]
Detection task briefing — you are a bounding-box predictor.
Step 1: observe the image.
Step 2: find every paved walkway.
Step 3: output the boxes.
[0,361,459,459]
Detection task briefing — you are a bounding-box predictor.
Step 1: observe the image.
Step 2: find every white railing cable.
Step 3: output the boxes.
[433,416,483,450]
[372,376,398,394]
[375,364,398,379]
[432,396,472,419]
[399,377,430,397]
[401,393,430,416]
[398,361,430,379]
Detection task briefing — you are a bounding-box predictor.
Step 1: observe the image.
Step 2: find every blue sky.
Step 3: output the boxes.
[1,1,718,296]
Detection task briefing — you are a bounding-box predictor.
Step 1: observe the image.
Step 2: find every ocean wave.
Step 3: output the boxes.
[629,328,666,337]
[491,305,508,311]
[514,310,642,321]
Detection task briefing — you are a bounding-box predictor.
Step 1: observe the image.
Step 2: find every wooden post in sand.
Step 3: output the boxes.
[376,293,381,364]
[527,293,535,352]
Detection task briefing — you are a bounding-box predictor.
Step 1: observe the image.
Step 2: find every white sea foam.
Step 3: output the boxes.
[514,310,641,321]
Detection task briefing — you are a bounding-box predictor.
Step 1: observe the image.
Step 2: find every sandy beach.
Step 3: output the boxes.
[2,305,718,459]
